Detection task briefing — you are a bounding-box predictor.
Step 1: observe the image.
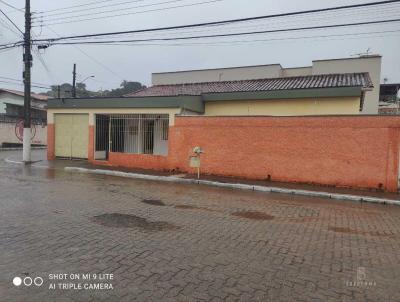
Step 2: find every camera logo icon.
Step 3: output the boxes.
[13,276,43,287]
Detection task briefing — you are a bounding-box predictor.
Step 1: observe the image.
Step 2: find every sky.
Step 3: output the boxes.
[0,0,399,93]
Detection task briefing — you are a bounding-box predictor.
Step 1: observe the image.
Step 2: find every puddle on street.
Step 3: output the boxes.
[91,213,179,231]
[141,199,166,206]
[231,211,275,220]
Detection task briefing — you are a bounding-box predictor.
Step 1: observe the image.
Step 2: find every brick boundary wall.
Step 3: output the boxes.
[168,116,400,192]
[48,116,400,192]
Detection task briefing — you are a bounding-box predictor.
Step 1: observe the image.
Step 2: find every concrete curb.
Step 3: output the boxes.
[0,147,46,151]
[4,158,43,165]
[64,167,400,206]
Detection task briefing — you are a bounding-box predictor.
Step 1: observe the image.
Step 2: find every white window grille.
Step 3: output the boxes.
[94,114,169,160]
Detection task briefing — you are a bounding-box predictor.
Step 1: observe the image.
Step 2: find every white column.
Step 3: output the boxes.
[22,128,31,163]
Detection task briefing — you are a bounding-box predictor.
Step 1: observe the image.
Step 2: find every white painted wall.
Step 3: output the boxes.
[0,92,47,113]
[0,92,24,113]
[312,56,381,114]
[0,122,47,145]
[152,64,283,85]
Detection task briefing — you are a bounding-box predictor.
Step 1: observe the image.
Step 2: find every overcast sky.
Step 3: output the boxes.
[0,0,399,93]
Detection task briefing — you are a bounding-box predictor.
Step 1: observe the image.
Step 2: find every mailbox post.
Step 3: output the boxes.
[189,146,203,179]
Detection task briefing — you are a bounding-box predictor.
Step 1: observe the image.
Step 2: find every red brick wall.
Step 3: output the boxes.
[169,116,400,192]
[48,116,400,192]
[107,152,169,170]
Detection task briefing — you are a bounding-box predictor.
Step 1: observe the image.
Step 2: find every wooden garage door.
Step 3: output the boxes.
[55,114,89,159]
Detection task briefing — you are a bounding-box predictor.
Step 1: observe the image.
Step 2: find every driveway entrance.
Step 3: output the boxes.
[54,114,88,158]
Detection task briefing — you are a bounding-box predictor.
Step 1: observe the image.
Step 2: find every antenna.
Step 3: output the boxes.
[351,48,372,57]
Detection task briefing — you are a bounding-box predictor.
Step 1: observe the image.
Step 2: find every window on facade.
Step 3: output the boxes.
[94,114,169,159]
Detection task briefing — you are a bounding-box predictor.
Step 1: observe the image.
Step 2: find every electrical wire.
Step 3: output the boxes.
[96,29,400,46]
[42,18,400,46]
[34,0,197,23]
[0,0,23,13]
[0,80,51,90]
[35,0,138,14]
[33,0,223,27]
[44,26,125,82]
[0,15,22,37]
[32,0,400,42]
[35,0,154,18]
[72,6,400,41]
[0,7,23,34]
[0,75,52,87]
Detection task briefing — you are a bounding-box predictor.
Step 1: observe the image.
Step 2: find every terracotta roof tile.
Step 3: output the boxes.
[127,73,373,97]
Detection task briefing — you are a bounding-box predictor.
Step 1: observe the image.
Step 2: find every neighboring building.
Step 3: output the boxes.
[0,88,48,146]
[47,72,372,160]
[152,55,381,114]
[0,88,48,121]
[379,83,400,115]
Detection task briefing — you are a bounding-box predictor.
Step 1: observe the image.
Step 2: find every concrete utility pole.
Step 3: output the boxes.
[72,63,77,98]
[22,0,32,163]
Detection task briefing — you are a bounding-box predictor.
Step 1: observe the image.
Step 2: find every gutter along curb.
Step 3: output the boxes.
[64,167,400,206]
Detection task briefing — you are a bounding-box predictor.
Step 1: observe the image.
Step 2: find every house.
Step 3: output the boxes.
[47,71,373,160]
[46,56,400,193]
[0,88,48,146]
[379,83,400,115]
[0,88,48,121]
[150,54,381,114]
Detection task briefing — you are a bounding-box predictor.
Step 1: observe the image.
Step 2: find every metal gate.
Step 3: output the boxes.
[54,114,89,159]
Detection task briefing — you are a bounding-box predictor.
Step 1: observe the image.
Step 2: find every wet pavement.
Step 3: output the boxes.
[1,150,400,301]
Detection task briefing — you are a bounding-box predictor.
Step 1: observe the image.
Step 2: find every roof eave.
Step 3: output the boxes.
[202,87,363,101]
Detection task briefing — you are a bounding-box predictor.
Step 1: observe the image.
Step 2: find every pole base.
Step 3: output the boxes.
[22,128,31,163]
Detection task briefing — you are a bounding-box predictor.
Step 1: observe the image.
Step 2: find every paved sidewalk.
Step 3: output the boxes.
[5,149,400,202]
[1,150,400,301]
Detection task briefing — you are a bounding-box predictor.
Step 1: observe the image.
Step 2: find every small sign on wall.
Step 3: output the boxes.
[189,156,201,168]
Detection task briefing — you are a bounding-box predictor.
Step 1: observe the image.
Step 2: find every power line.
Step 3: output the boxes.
[0,15,22,36]
[0,42,23,51]
[32,0,400,41]
[33,0,223,27]
[35,0,149,17]
[0,75,52,87]
[45,26,125,82]
[99,29,400,46]
[43,18,400,46]
[36,0,134,14]
[0,8,23,34]
[0,80,50,90]
[0,0,24,13]
[77,6,400,41]
[34,0,195,22]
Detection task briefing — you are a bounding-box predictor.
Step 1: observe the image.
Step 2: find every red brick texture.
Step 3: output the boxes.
[169,116,400,192]
[47,124,55,160]
[48,116,400,192]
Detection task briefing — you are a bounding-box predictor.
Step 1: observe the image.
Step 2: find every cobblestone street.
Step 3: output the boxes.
[0,151,400,301]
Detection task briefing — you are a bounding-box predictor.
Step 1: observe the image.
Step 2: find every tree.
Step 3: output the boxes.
[43,81,146,98]
[103,81,146,97]
[45,83,74,98]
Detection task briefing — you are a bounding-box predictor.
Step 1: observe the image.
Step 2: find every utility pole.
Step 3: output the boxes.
[23,0,32,163]
[72,63,76,98]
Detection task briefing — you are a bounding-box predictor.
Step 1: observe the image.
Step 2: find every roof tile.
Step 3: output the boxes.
[127,73,373,97]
